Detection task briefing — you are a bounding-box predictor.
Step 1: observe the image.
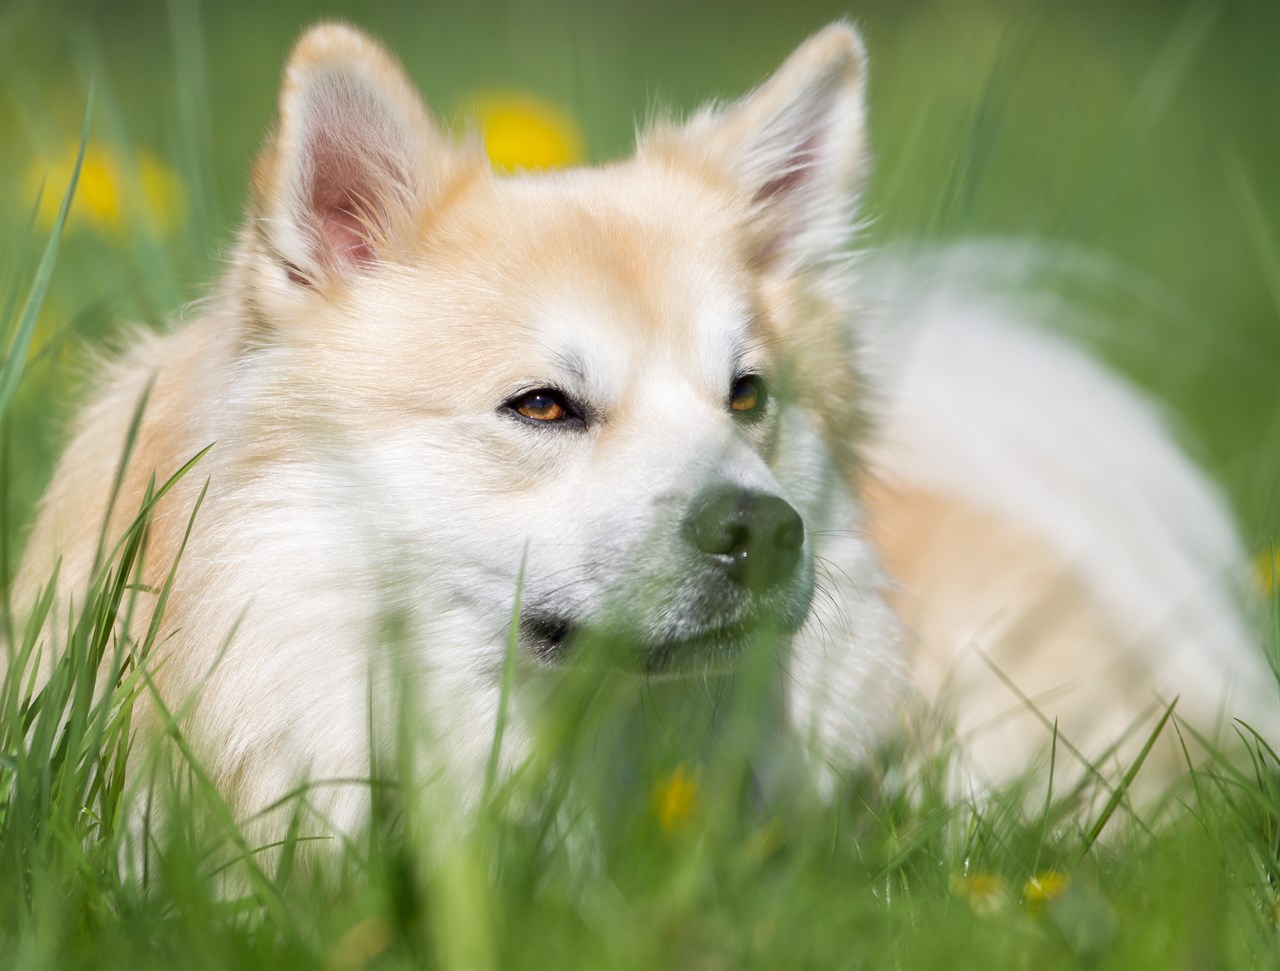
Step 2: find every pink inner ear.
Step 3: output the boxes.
[750,129,825,265]
[304,124,388,272]
[753,129,823,206]
[318,205,376,266]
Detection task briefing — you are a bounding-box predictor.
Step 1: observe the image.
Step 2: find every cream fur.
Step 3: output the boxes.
[8,22,1273,849]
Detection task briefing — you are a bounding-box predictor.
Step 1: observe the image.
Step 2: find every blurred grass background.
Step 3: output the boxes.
[1,0,1277,559]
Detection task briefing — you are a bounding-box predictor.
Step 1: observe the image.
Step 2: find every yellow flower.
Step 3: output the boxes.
[745,821,784,862]
[26,142,185,237]
[1022,870,1070,912]
[950,871,1007,915]
[651,764,699,833]
[325,917,392,971]
[1256,548,1279,594]
[467,91,583,172]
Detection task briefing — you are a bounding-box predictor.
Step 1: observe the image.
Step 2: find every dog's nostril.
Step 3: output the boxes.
[771,503,805,552]
[683,487,805,591]
[723,522,751,559]
[684,489,746,557]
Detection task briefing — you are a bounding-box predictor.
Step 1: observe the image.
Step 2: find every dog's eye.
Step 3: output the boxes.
[505,388,580,426]
[513,390,566,422]
[729,374,767,419]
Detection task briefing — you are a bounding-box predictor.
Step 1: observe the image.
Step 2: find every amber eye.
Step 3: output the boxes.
[729,374,767,419]
[513,390,566,422]
[504,387,588,427]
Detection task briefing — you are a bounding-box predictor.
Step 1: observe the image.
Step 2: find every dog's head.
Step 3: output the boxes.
[232,22,871,675]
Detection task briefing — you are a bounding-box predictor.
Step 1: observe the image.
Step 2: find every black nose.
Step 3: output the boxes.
[682,487,805,591]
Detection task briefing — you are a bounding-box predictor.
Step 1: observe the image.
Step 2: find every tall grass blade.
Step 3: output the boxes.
[1078,696,1178,859]
[167,0,216,252]
[0,183,45,344]
[0,84,93,419]
[484,551,525,808]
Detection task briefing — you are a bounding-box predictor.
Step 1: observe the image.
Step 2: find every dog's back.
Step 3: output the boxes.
[863,252,1275,796]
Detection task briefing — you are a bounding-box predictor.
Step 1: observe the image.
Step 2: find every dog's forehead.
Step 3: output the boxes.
[424,164,763,372]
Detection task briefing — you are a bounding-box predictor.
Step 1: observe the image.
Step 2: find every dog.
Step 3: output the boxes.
[9,21,1275,845]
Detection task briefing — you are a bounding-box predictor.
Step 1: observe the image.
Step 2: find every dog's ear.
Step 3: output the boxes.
[649,23,869,272]
[250,22,455,289]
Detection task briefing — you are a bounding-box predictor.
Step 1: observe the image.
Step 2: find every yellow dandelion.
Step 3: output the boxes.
[950,871,1007,915]
[325,917,392,971]
[651,764,699,833]
[1022,870,1070,912]
[26,142,185,237]
[467,90,583,172]
[1256,548,1279,594]
[745,821,784,862]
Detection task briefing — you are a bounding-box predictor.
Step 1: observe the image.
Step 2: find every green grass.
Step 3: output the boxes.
[2,1,1278,968]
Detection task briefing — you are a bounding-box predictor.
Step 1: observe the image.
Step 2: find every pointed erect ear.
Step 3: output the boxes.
[251,23,444,286]
[649,23,869,271]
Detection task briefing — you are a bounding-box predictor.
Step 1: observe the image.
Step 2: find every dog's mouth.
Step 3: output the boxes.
[521,610,789,677]
[523,614,578,661]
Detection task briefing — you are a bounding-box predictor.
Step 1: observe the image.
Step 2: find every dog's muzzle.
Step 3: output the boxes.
[681,486,805,592]
[522,486,811,674]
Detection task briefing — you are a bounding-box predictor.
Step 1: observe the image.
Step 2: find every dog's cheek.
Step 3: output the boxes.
[386,427,603,588]
[770,409,838,526]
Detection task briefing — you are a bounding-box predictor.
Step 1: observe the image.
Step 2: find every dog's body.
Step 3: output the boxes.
[9,23,1274,839]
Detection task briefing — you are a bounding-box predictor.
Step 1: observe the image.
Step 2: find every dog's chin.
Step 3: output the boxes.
[521,606,805,678]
